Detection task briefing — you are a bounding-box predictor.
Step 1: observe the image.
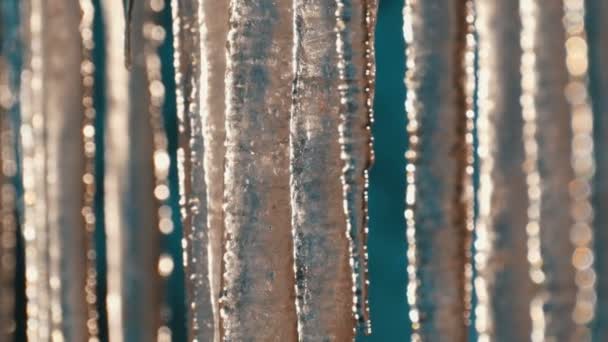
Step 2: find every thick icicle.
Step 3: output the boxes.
[474,1,534,340]
[102,0,160,340]
[221,0,298,340]
[519,2,578,341]
[20,0,90,340]
[0,2,20,339]
[334,0,377,333]
[402,0,471,340]
[290,0,355,340]
[589,0,608,339]
[199,0,230,340]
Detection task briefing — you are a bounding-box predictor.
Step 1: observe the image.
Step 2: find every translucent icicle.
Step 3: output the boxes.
[222,0,298,340]
[561,0,597,340]
[78,0,100,339]
[99,0,128,340]
[290,0,355,340]
[402,0,471,340]
[520,2,578,341]
[102,0,160,340]
[589,0,608,339]
[0,15,19,339]
[20,0,90,340]
[199,0,230,340]
[334,0,377,333]
[144,1,176,340]
[475,1,534,340]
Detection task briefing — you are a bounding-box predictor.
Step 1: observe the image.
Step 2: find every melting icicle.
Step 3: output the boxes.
[0,21,18,341]
[20,0,91,340]
[78,0,100,340]
[588,0,608,339]
[103,0,160,340]
[520,2,581,341]
[222,0,298,340]
[144,1,176,340]
[290,0,356,340]
[334,0,376,334]
[100,0,128,340]
[561,0,597,340]
[402,0,472,339]
[474,1,534,340]
[199,0,230,340]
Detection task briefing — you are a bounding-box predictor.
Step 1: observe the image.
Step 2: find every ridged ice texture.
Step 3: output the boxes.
[199,0,230,339]
[589,0,608,339]
[475,1,534,341]
[20,1,89,340]
[103,0,160,340]
[334,0,376,333]
[402,1,469,340]
[222,0,298,340]
[0,3,20,339]
[519,2,577,341]
[290,0,355,340]
[171,0,215,340]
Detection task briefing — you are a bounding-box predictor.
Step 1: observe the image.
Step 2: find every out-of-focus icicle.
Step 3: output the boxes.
[0,2,20,338]
[222,0,298,340]
[402,0,470,340]
[335,0,376,333]
[561,0,597,340]
[589,0,608,339]
[290,0,355,340]
[100,0,127,341]
[520,2,578,341]
[21,0,89,340]
[199,0,230,339]
[475,1,534,341]
[78,0,100,340]
[102,0,160,340]
[144,1,175,340]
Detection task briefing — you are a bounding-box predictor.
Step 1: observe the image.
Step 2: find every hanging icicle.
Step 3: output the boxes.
[20,0,92,340]
[102,0,160,340]
[144,0,176,339]
[290,0,356,340]
[589,0,608,339]
[221,0,298,340]
[562,0,597,340]
[520,1,580,341]
[474,1,534,341]
[402,0,471,340]
[335,0,376,334]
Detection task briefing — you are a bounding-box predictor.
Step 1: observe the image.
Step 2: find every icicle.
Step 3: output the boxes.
[290,0,356,340]
[402,0,471,340]
[99,0,128,341]
[474,1,534,340]
[334,0,376,334]
[588,0,608,339]
[102,0,160,340]
[124,0,134,68]
[20,0,91,340]
[221,0,298,340]
[561,0,597,340]
[0,6,20,336]
[519,2,580,341]
[78,0,100,340]
[199,0,230,340]
[143,1,176,340]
